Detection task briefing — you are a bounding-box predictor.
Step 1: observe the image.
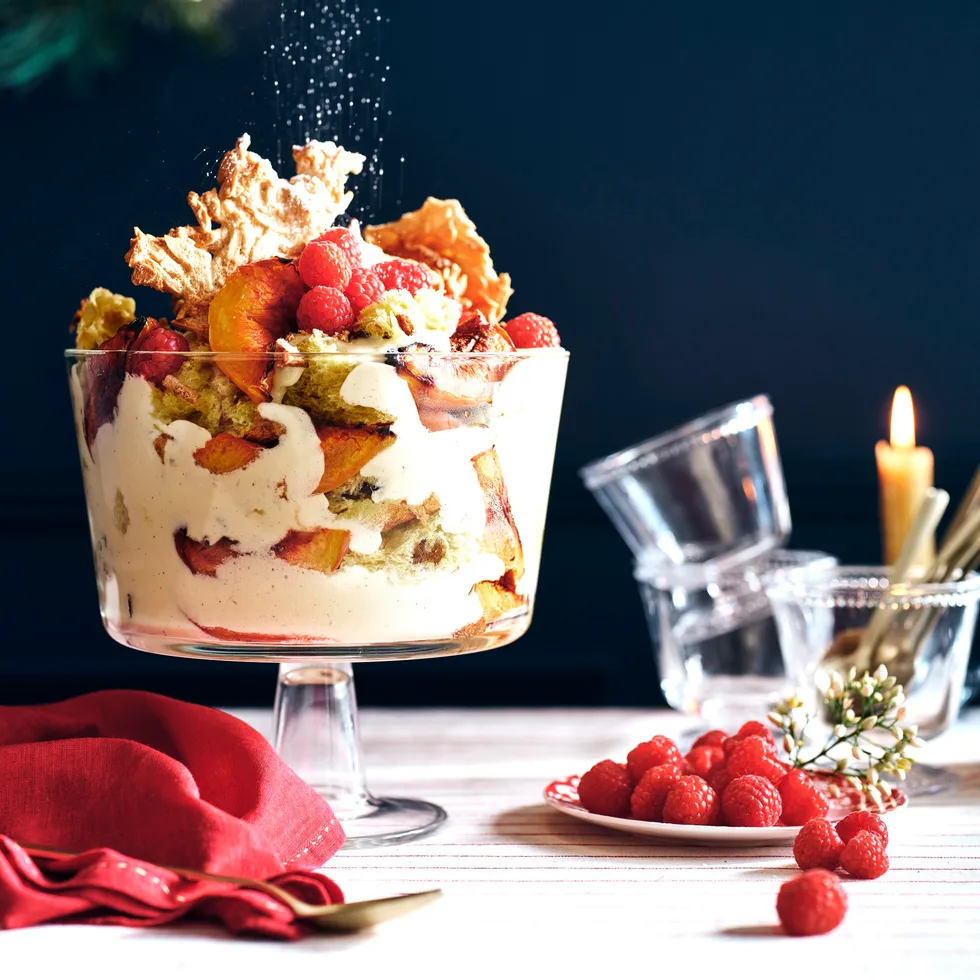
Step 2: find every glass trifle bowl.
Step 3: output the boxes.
[64,132,569,847]
[67,344,567,844]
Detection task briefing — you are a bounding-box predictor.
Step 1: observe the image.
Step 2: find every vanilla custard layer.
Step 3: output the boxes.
[73,353,566,644]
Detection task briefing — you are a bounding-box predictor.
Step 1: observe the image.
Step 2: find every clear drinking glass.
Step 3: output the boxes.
[67,346,568,845]
[635,549,836,728]
[579,395,791,570]
[767,565,980,794]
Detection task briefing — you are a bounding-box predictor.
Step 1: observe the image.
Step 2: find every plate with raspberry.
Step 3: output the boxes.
[544,726,908,845]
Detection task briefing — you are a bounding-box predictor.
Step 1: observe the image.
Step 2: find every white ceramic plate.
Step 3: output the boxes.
[543,774,908,846]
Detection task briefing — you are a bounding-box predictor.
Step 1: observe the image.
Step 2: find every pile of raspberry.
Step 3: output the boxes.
[575,720,894,938]
[577,720,828,828]
[293,227,562,348]
[295,228,398,335]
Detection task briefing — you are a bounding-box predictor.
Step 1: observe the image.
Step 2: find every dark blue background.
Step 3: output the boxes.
[2,1,978,707]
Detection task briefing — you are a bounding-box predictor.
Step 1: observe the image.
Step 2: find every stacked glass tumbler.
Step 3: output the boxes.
[580,395,835,728]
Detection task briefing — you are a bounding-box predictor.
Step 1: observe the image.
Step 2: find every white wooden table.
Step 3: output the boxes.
[2,707,978,977]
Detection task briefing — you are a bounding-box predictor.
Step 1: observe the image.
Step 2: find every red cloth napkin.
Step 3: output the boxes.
[0,690,346,938]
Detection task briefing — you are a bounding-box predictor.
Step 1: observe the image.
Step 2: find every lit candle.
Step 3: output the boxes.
[875,385,935,568]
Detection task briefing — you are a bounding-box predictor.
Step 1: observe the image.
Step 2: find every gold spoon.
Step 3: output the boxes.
[20,844,441,933]
[822,488,948,677]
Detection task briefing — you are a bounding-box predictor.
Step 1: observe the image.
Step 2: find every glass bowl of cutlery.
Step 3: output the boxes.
[767,565,980,740]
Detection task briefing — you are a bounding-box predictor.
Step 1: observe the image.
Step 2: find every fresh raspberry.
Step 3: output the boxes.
[296,286,355,334]
[373,258,436,295]
[735,720,777,745]
[629,764,684,821]
[127,325,190,384]
[662,775,719,826]
[793,818,844,871]
[502,312,561,349]
[685,744,725,779]
[314,227,362,269]
[721,775,783,827]
[345,268,386,313]
[840,829,890,879]
[779,769,830,825]
[776,869,847,936]
[691,729,728,750]
[835,810,889,847]
[706,761,734,797]
[576,760,633,818]
[726,736,787,784]
[298,241,352,290]
[626,736,684,783]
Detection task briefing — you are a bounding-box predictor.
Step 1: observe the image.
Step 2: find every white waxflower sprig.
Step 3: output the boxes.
[767,665,923,806]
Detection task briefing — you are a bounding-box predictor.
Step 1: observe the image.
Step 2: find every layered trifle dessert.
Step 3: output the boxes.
[67,135,568,657]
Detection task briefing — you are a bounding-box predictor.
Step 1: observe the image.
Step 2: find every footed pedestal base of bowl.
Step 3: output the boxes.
[273,662,447,849]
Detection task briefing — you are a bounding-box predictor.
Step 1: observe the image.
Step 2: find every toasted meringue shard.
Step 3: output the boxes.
[364,197,513,322]
[125,134,364,331]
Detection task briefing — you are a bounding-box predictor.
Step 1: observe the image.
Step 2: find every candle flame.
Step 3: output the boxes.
[890,385,916,450]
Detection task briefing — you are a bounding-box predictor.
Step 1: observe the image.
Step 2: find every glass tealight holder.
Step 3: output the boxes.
[580,395,791,572]
[635,549,837,729]
[766,565,980,794]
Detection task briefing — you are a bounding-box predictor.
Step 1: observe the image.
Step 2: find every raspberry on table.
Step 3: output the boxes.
[629,763,684,821]
[314,226,363,270]
[127,325,190,384]
[793,818,844,871]
[835,810,889,847]
[373,258,436,295]
[502,312,561,349]
[298,240,353,291]
[577,760,633,818]
[776,869,847,936]
[296,286,355,335]
[726,736,787,784]
[721,775,783,827]
[662,775,719,826]
[686,744,725,779]
[626,735,684,783]
[779,768,830,825]
[346,268,386,313]
[840,829,890,879]
[691,729,728,750]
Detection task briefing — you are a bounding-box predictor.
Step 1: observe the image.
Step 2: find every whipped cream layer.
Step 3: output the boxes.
[72,350,566,647]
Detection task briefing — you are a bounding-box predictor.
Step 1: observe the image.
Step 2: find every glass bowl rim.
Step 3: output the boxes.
[765,564,980,603]
[64,347,570,361]
[578,393,772,488]
[634,548,837,588]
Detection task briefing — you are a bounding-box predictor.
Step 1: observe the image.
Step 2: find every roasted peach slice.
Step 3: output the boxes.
[472,573,527,622]
[393,342,511,432]
[471,448,524,578]
[272,528,351,573]
[193,433,264,474]
[174,528,241,577]
[451,310,516,355]
[208,258,306,402]
[313,422,395,494]
[83,319,141,449]
[187,620,318,643]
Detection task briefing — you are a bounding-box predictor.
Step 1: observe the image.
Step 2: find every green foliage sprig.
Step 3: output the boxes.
[768,665,922,806]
